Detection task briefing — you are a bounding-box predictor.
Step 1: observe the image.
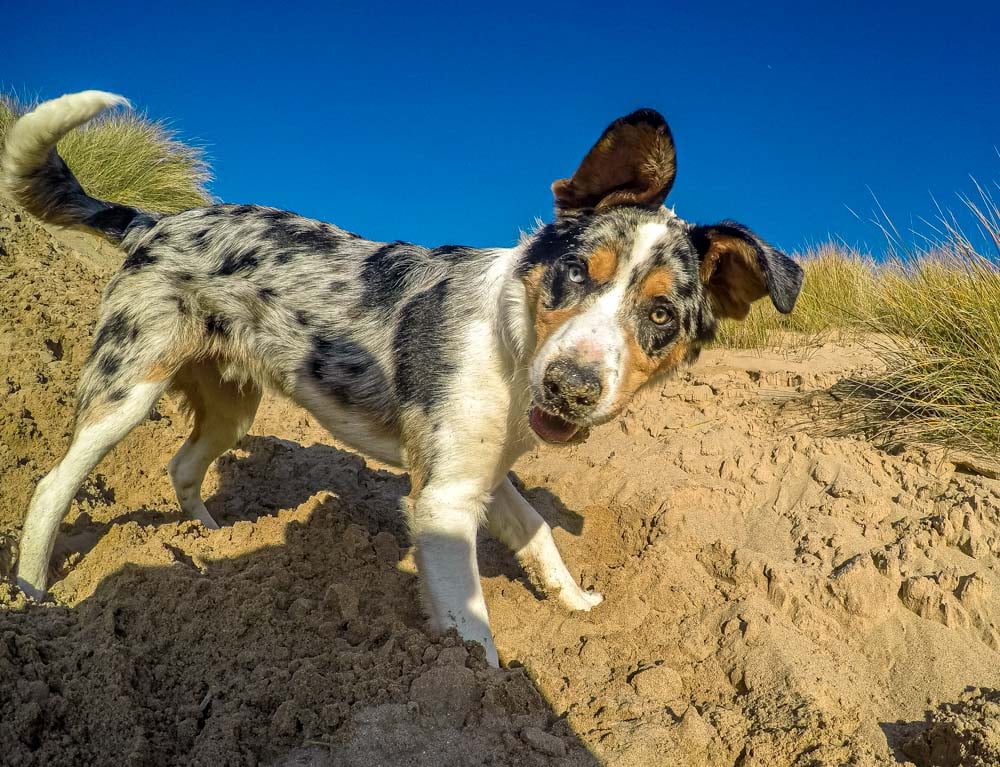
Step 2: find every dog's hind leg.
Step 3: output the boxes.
[167,362,262,529]
[16,379,168,601]
[487,476,603,611]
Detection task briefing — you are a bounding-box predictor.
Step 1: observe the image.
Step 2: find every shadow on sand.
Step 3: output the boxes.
[0,433,602,766]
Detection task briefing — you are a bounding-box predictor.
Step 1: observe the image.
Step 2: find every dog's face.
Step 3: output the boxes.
[520,110,804,443]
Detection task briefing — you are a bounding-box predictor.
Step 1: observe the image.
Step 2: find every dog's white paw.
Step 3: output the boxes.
[188,503,220,530]
[559,586,604,611]
[199,516,221,531]
[483,640,500,668]
[16,576,46,603]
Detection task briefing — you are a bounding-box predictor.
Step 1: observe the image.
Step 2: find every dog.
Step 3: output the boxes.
[2,91,803,666]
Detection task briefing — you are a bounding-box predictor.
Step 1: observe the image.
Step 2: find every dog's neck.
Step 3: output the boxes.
[486,243,535,368]
[486,242,542,457]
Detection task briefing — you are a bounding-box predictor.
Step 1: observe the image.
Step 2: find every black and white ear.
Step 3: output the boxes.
[690,221,804,320]
[552,108,677,213]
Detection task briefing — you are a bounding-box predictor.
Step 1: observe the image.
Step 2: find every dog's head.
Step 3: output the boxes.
[519,109,804,444]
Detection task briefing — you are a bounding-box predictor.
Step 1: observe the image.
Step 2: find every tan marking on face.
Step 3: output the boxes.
[522,264,587,353]
[587,246,618,282]
[534,305,586,353]
[609,333,691,413]
[521,264,546,306]
[639,267,673,300]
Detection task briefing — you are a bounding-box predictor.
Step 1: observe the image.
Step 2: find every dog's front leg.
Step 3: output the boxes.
[410,481,498,667]
[487,476,603,611]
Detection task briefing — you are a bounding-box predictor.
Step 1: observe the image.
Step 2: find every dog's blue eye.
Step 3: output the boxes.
[567,263,586,284]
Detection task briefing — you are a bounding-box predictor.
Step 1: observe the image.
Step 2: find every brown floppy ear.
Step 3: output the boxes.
[690,221,804,320]
[552,108,677,213]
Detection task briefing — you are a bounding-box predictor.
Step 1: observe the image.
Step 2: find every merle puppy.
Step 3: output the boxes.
[3,91,802,665]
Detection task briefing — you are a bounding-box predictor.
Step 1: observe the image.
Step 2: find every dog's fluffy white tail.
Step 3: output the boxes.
[0,90,156,243]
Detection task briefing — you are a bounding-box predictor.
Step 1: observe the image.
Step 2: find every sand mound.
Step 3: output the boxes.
[902,689,1000,767]
[2,199,999,766]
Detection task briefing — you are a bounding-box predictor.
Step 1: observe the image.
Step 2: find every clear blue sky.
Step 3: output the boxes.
[5,2,998,256]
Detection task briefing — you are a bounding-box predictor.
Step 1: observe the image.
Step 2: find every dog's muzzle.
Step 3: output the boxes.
[529,358,603,443]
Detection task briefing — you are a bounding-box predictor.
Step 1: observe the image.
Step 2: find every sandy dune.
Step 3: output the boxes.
[2,200,999,766]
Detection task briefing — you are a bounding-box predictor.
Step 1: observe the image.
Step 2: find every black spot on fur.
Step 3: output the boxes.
[360,241,422,310]
[147,228,172,245]
[215,247,260,276]
[121,245,157,272]
[300,225,346,250]
[518,217,587,274]
[309,337,369,380]
[295,310,312,326]
[229,204,256,216]
[306,335,393,417]
[258,287,277,303]
[394,279,452,410]
[675,274,697,300]
[648,243,673,267]
[108,387,129,403]
[205,315,231,338]
[99,354,121,377]
[92,311,134,354]
[262,216,346,255]
[694,305,718,343]
[260,209,295,223]
[329,279,351,294]
[175,272,194,283]
[429,245,473,262]
[190,229,211,249]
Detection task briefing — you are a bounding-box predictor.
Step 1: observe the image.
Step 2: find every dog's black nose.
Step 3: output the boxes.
[542,359,603,416]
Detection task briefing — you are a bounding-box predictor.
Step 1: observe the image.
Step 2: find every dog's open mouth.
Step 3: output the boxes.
[529,405,580,444]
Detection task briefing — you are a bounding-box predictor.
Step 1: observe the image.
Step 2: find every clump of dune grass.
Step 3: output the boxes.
[0,100,15,148]
[836,196,1000,458]
[0,94,211,214]
[711,185,1000,457]
[713,244,880,350]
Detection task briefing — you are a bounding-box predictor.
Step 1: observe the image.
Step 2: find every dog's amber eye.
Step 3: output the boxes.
[567,263,587,284]
[649,306,672,325]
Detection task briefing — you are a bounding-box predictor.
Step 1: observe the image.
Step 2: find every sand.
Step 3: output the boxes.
[1,198,999,766]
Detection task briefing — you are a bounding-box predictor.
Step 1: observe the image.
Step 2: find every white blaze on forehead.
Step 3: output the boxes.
[626,221,670,276]
[530,221,668,419]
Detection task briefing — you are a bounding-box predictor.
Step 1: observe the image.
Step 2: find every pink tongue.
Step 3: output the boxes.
[530,406,579,443]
